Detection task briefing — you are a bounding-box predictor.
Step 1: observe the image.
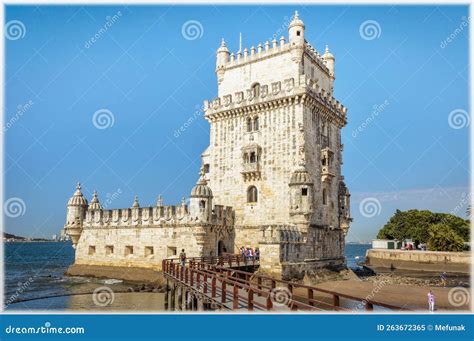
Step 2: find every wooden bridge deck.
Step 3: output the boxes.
[162,255,411,312]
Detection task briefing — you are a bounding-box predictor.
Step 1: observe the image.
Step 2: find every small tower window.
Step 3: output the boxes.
[247,118,252,132]
[323,189,327,205]
[302,188,308,196]
[199,200,206,210]
[297,31,301,36]
[203,164,210,173]
[249,152,257,163]
[253,117,259,131]
[247,186,258,203]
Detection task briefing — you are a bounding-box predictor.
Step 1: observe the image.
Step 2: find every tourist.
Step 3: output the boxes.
[180,249,186,268]
[248,248,254,260]
[440,272,447,287]
[427,290,435,312]
[255,247,260,261]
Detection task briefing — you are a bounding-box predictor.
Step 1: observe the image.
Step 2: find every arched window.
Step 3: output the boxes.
[247,186,258,203]
[249,152,256,163]
[246,118,252,132]
[322,189,327,205]
[253,116,259,131]
[199,200,206,210]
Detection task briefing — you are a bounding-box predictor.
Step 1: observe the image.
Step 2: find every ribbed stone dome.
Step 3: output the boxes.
[190,169,213,198]
[67,183,89,206]
[190,181,213,198]
[289,11,305,29]
[289,169,312,185]
[89,191,102,210]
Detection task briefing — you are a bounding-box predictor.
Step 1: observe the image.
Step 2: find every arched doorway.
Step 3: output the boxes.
[217,240,227,256]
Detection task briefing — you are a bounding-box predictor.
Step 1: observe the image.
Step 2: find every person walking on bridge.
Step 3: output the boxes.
[180,249,187,268]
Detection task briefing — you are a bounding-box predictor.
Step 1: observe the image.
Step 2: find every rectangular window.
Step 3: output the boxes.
[105,245,114,255]
[167,246,177,257]
[302,188,308,196]
[203,164,210,173]
[125,245,134,256]
[145,246,154,257]
[88,246,96,255]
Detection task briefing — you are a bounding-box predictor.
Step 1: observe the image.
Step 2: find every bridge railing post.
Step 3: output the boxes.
[211,277,217,298]
[203,274,208,294]
[233,284,239,309]
[248,288,254,311]
[333,295,340,307]
[190,268,194,287]
[221,280,227,304]
[308,289,314,307]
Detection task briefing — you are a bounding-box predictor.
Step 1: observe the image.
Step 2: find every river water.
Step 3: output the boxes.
[5,242,372,311]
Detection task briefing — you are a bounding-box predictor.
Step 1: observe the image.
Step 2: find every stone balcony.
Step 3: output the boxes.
[241,162,261,181]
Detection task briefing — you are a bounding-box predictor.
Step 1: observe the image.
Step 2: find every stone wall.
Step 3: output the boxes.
[366,249,471,274]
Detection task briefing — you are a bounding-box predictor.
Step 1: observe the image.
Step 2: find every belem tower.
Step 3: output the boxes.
[64,12,352,280]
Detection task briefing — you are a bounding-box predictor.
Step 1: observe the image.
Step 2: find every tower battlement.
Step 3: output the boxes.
[204,75,347,122]
[83,203,233,228]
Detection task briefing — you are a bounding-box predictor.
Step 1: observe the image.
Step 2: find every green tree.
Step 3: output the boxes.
[427,224,465,252]
[376,209,470,247]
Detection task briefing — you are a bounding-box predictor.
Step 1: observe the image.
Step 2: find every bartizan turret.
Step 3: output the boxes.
[288,11,305,62]
[64,183,88,248]
[216,38,230,85]
[190,167,213,222]
[323,45,335,95]
[289,161,314,223]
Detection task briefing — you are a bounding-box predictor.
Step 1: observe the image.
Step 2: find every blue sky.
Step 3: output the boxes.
[4,5,470,242]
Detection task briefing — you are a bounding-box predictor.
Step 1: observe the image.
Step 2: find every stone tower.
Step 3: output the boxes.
[202,11,351,279]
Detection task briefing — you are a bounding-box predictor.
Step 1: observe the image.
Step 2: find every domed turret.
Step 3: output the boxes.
[190,167,213,221]
[338,180,351,235]
[289,161,314,222]
[65,182,89,248]
[216,38,230,84]
[288,11,305,54]
[89,191,102,210]
[67,183,88,207]
[323,45,335,77]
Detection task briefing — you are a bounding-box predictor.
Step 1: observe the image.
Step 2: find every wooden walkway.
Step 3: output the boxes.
[162,255,411,312]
